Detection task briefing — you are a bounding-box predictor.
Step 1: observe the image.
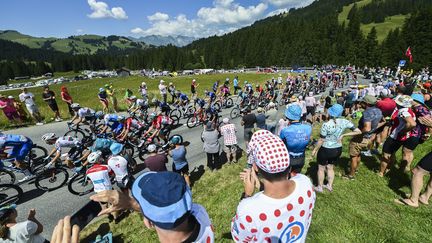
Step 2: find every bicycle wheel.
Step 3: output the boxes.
[64,130,85,140]
[226,98,234,107]
[230,108,240,119]
[0,184,23,207]
[186,116,198,128]
[170,109,182,119]
[249,100,258,110]
[67,173,94,196]
[138,149,147,161]
[123,143,135,157]
[213,102,221,111]
[35,167,69,191]
[30,145,48,161]
[170,115,180,127]
[0,169,16,184]
[186,106,196,117]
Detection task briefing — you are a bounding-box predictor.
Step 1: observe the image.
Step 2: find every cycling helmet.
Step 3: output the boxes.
[88,151,102,164]
[170,135,181,145]
[169,82,173,86]
[255,84,259,88]
[110,142,124,155]
[70,103,81,110]
[226,78,230,81]
[130,96,137,100]
[204,90,209,95]
[99,88,105,92]
[95,111,104,119]
[42,133,57,141]
[118,115,126,121]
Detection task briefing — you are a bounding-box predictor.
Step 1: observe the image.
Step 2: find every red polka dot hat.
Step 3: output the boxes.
[247,130,290,173]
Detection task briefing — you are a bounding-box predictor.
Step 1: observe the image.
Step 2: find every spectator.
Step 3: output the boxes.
[124,88,134,106]
[298,95,307,121]
[168,82,176,103]
[9,96,28,122]
[202,122,220,171]
[0,95,22,125]
[159,80,167,103]
[220,118,238,163]
[379,95,417,176]
[91,172,214,243]
[98,88,109,113]
[233,76,240,95]
[312,104,361,193]
[255,107,266,129]
[143,144,168,172]
[168,135,190,186]
[375,89,396,152]
[0,205,46,243]
[344,89,355,116]
[345,95,383,180]
[232,130,315,242]
[265,102,278,134]
[280,105,312,173]
[19,88,43,125]
[241,108,256,149]
[139,82,147,100]
[42,85,62,122]
[191,79,199,100]
[324,95,332,113]
[105,84,118,113]
[60,86,74,117]
[305,92,317,123]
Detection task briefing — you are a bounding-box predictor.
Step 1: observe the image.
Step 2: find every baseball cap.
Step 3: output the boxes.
[328,104,344,118]
[222,118,229,124]
[360,95,377,105]
[131,172,192,230]
[395,95,413,108]
[247,130,290,174]
[147,144,157,153]
[411,93,425,106]
[285,104,302,121]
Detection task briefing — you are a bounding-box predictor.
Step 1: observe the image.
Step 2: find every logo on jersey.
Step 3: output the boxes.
[279,222,304,243]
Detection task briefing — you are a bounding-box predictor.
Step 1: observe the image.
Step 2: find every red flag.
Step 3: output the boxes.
[405,47,413,63]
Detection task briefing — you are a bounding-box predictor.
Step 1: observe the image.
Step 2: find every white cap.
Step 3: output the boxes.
[147,144,157,153]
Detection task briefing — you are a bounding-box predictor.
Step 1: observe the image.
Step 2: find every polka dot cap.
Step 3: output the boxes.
[248,130,290,173]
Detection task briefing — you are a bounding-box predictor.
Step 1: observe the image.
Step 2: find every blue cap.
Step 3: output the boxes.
[109,142,124,155]
[411,93,425,106]
[328,104,344,118]
[285,104,302,121]
[131,172,192,230]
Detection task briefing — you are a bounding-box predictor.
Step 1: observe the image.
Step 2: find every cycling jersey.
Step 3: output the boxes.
[77,107,95,118]
[0,135,33,161]
[279,123,312,157]
[125,117,144,130]
[212,82,219,92]
[207,92,216,100]
[196,98,206,108]
[55,136,80,153]
[179,94,189,101]
[107,155,129,184]
[103,114,120,125]
[86,164,113,193]
[152,115,173,129]
[135,99,147,108]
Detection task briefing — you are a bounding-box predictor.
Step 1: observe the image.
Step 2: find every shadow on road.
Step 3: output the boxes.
[19,188,46,205]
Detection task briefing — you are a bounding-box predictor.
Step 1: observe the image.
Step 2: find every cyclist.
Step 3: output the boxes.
[42,133,88,168]
[175,91,189,107]
[100,114,126,136]
[144,112,173,143]
[220,83,230,98]
[0,134,35,182]
[255,84,264,98]
[205,90,217,104]
[212,80,220,93]
[128,96,148,114]
[118,116,145,142]
[70,103,96,125]
[152,98,171,115]
[107,143,134,193]
[195,98,206,115]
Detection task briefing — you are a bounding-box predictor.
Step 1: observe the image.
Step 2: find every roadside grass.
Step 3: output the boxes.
[81,122,432,242]
[0,73,287,129]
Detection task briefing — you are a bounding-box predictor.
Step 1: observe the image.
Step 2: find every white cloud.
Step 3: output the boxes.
[87,0,128,20]
[147,12,169,22]
[266,8,288,17]
[76,29,84,33]
[267,0,315,8]
[131,0,268,38]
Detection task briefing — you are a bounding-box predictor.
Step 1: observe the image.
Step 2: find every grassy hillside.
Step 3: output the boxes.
[80,121,432,242]
[338,0,408,42]
[0,30,147,55]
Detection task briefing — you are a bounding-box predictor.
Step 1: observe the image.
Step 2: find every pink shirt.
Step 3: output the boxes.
[0,99,16,113]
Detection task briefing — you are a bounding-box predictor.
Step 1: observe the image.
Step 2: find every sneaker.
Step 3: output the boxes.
[36,122,44,126]
[323,184,333,192]
[18,174,36,183]
[314,186,323,193]
[55,118,63,122]
[361,150,373,157]
[342,175,355,180]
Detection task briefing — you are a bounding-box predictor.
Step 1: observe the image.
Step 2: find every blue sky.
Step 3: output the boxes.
[0,0,314,38]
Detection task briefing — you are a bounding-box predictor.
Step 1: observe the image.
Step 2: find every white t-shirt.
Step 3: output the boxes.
[231,174,315,243]
[78,107,95,118]
[55,136,80,153]
[299,101,307,115]
[191,203,215,243]
[19,92,36,106]
[3,221,45,243]
[86,164,112,193]
[107,155,129,183]
[159,84,167,95]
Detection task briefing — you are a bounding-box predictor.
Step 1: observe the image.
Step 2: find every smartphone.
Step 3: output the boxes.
[70,201,102,229]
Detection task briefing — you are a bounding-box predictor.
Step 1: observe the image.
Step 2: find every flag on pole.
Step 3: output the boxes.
[405,47,413,63]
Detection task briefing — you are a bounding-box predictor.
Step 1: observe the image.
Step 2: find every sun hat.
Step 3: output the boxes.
[246,130,290,174]
[109,142,124,155]
[360,95,377,105]
[395,95,413,108]
[285,104,302,121]
[131,171,192,230]
[222,118,229,124]
[147,144,157,153]
[328,104,344,118]
[411,93,425,106]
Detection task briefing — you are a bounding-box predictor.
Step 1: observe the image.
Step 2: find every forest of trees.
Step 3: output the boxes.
[1,0,432,84]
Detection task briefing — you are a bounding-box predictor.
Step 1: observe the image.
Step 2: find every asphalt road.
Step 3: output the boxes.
[4,76,370,239]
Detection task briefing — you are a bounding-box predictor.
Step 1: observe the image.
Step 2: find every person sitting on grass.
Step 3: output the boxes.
[90,171,214,243]
[232,130,315,242]
[312,104,361,193]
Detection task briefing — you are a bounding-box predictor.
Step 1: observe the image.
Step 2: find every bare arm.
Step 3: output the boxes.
[402,116,416,133]
[419,116,432,128]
